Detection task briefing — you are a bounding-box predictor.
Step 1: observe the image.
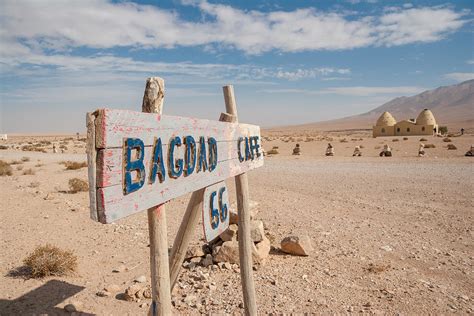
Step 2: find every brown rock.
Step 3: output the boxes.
[185,245,205,259]
[281,235,313,256]
[252,236,271,263]
[220,224,238,242]
[104,284,120,293]
[213,241,240,264]
[124,284,143,302]
[250,220,265,242]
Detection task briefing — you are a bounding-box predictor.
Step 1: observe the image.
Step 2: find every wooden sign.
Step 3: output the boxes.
[202,181,229,242]
[88,108,263,223]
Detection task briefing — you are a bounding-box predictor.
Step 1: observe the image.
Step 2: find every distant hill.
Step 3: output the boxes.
[279,79,474,132]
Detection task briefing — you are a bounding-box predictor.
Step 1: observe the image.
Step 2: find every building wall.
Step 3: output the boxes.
[373,126,395,137]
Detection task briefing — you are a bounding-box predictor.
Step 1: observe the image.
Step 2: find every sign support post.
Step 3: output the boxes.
[223,85,257,315]
[142,77,172,315]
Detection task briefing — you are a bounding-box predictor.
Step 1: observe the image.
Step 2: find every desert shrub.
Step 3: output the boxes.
[59,144,68,150]
[439,126,448,134]
[267,148,279,155]
[403,137,408,141]
[63,137,74,141]
[360,145,364,149]
[424,144,436,148]
[0,160,13,176]
[374,146,381,149]
[9,160,22,165]
[420,138,428,141]
[63,161,87,170]
[21,156,30,162]
[0,145,8,150]
[392,139,399,142]
[22,145,46,153]
[447,144,457,150]
[35,163,44,167]
[39,140,52,145]
[23,244,77,278]
[69,178,89,193]
[16,165,24,171]
[22,168,35,175]
[78,138,87,142]
[443,138,451,142]
[340,138,348,143]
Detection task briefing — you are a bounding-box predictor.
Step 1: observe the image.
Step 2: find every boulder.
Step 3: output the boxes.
[250,220,265,242]
[280,235,313,256]
[220,224,238,242]
[252,236,271,263]
[185,245,205,259]
[213,241,239,264]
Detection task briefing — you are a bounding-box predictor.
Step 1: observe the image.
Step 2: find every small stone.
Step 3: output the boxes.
[220,224,238,242]
[250,220,265,242]
[112,264,127,273]
[134,275,146,283]
[124,284,142,302]
[44,193,55,200]
[64,304,77,312]
[143,287,152,299]
[281,235,313,256]
[184,295,197,305]
[139,302,148,308]
[223,262,233,270]
[380,245,393,252]
[213,241,240,264]
[96,290,111,297]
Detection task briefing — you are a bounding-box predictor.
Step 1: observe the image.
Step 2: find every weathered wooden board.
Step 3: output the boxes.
[89,108,263,223]
[202,181,230,242]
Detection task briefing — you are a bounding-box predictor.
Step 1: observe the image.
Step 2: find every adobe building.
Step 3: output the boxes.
[373,109,438,137]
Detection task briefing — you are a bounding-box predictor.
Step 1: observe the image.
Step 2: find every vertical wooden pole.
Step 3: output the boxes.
[142,77,172,315]
[169,112,236,292]
[223,85,257,315]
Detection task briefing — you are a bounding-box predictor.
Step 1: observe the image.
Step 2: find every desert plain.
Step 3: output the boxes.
[0,130,473,315]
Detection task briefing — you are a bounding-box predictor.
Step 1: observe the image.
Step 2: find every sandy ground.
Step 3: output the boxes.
[1,132,473,315]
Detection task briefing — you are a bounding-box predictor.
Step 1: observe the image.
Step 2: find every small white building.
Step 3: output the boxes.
[0,134,7,140]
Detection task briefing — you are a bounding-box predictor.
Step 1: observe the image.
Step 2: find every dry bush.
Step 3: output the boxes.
[0,145,8,150]
[403,137,408,141]
[420,138,428,141]
[60,144,68,150]
[21,156,30,162]
[447,144,457,150]
[424,144,436,148]
[359,145,365,149]
[443,138,452,142]
[9,160,22,165]
[39,140,52,145]
[22,145,47,153]
[340,138,348,143]
[35,163,44,167]
[0,160,13,176]
[23,244,77,278]
[392,139,399,142]
[63,161,87,170]
[267,147,279,155]
[16,165,24,171]
[22,168,35,175]
[69,178,89,193]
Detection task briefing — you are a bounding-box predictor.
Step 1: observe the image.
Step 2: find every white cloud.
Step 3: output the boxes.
[0,1,467,55]
[467,60,474,65]
[444,72,474,82]
[259,86,425,96]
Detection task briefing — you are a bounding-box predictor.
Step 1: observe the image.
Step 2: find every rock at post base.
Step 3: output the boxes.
[250,220,265,242]
[280,235,313,256]
[252,236,271,264]
[220,224,238,242]
[213,241,239,264]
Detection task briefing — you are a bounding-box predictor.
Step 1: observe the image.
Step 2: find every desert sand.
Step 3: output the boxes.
[1,131,473,315]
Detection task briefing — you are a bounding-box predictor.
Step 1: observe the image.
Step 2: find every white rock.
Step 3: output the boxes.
[134,275,146,283]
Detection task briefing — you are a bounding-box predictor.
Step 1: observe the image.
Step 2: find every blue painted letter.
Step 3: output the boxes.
[168,136,183,178]
[197,136,208,172]
[209,191,219,229]
[149,137,165,184]
[237,137,244,162]
[208,137,218,172]
[184,136,196,176]
[123,138,146,195]
[219,186,228,222]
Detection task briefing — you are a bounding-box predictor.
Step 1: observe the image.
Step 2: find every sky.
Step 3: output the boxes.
[0,0,473,133]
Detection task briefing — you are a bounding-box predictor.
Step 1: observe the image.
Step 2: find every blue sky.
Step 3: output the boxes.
[0,0,473,133]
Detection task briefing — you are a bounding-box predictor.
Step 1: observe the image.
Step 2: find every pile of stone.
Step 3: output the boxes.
[184,200,271,268]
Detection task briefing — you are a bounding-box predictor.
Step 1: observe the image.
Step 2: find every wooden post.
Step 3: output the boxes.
[143,77,172,315]
[169,112,236,292]
[223,85,257,315]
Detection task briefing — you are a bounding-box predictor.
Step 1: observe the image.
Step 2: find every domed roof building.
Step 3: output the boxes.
[373,109,438,137]
[416,109,436,126]
[376,112,397,126]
